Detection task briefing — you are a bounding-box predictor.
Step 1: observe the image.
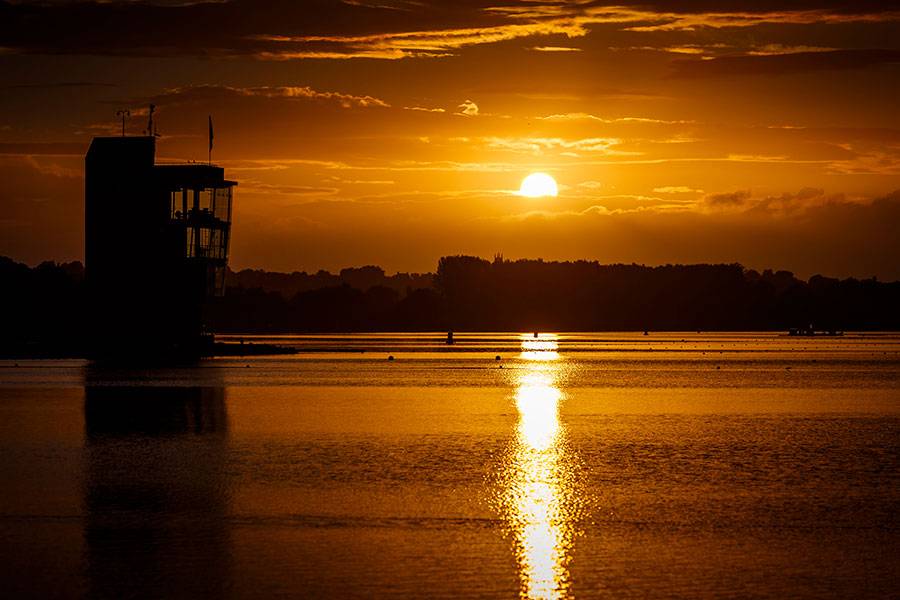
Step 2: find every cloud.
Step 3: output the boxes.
[220,158,352,171]
[724,154,790,162]
[214,188,900,278]
[615,43,838,58]
[455,100,480,117]
[654,186,704,194]
[704,187,837,214]
[326,178,395,185]
[252,6,900,63]
[2,81,117,90]
[745,188,834,215]
[5,1,897,61]
[706,190,752,206]
[240,180,339,196]
[498,204,614,222]
[250,49,447,61]
[18,156,82,179]
[246,20,589,60]
[143,84,390,108]
[828,149,900,175]
[621,8,900,33]
[360,159,519,173]
[0,142,87,156]
[250,86,390,108]
[620,45,711,55]
[539,113,696,125]
[746,44,838,56]
[530,46,581,52]
[578,181,605,190]
[403,106,445,113]
[671,49,900,78]
[0,155,84,263]
[482,136,637,156]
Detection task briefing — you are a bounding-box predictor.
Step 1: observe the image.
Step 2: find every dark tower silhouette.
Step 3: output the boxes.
[85,135,236,358]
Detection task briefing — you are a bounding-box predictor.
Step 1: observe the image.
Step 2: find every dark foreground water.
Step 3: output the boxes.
[0,333,898,599]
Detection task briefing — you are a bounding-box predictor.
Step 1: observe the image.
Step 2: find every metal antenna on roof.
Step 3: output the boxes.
[116,109,130,136]
[146,104,160,137]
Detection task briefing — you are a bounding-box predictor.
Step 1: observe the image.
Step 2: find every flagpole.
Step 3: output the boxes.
[208,115,213,166]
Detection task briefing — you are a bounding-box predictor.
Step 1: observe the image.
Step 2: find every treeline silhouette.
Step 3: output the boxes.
[211,256,899,332]
[432,256,899,331]
[0,256,86,356]
[1,254,898,355]
[228,265,432,298]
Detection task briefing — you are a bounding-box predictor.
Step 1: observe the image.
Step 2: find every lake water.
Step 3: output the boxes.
[1,333,898,598]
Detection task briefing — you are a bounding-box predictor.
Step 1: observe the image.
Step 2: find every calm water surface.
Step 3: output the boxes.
[1,333,898,598]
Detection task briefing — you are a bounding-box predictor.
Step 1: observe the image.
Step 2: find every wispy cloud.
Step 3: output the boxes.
[706,189,752,207]
[654,186,704,194]
[0,142,86,156]
[539,113,696,125]
[455,100,480,117]
[482,136,638,156]
[3,2,899,61]
[249,19,588,60]
[253,9,900,61]
[145,84,390,108]
[621,9,900,33]
[746,44,838,56]
[703,187,851,216]
[530,46,581,52]
[239,179,339,196]
[2,81,117,90]
[671,49,900,78]
[403,106,445,113]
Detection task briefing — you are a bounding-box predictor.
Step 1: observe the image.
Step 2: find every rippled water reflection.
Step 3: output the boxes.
[1,333,899,598]
[499,335,581,599]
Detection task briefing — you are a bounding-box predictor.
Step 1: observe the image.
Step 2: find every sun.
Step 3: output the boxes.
[518,172,558,198]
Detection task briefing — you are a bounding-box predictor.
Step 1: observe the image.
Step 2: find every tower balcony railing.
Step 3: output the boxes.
[171,207,230,229]
[187,225,230,261]
[169,187,232,225]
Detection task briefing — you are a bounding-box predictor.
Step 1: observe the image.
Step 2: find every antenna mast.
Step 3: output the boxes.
[116,109,130,136]
[146,104,159,137]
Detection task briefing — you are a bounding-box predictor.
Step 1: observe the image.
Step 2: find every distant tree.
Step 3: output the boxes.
[340,265,386,291]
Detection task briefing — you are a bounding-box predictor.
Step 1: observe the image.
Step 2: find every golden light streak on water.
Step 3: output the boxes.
[519,334,560,361]
[502,334,578,599]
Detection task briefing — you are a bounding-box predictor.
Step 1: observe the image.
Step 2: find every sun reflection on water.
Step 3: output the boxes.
[500,334,579,599]
[519,334,560,362]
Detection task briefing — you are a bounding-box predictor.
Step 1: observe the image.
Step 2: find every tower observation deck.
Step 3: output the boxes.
[85,136,236,358]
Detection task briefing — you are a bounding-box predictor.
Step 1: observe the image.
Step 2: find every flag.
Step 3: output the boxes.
[208,115,214,153]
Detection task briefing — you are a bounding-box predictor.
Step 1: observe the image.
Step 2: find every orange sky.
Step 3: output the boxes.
[1,1,899,278]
